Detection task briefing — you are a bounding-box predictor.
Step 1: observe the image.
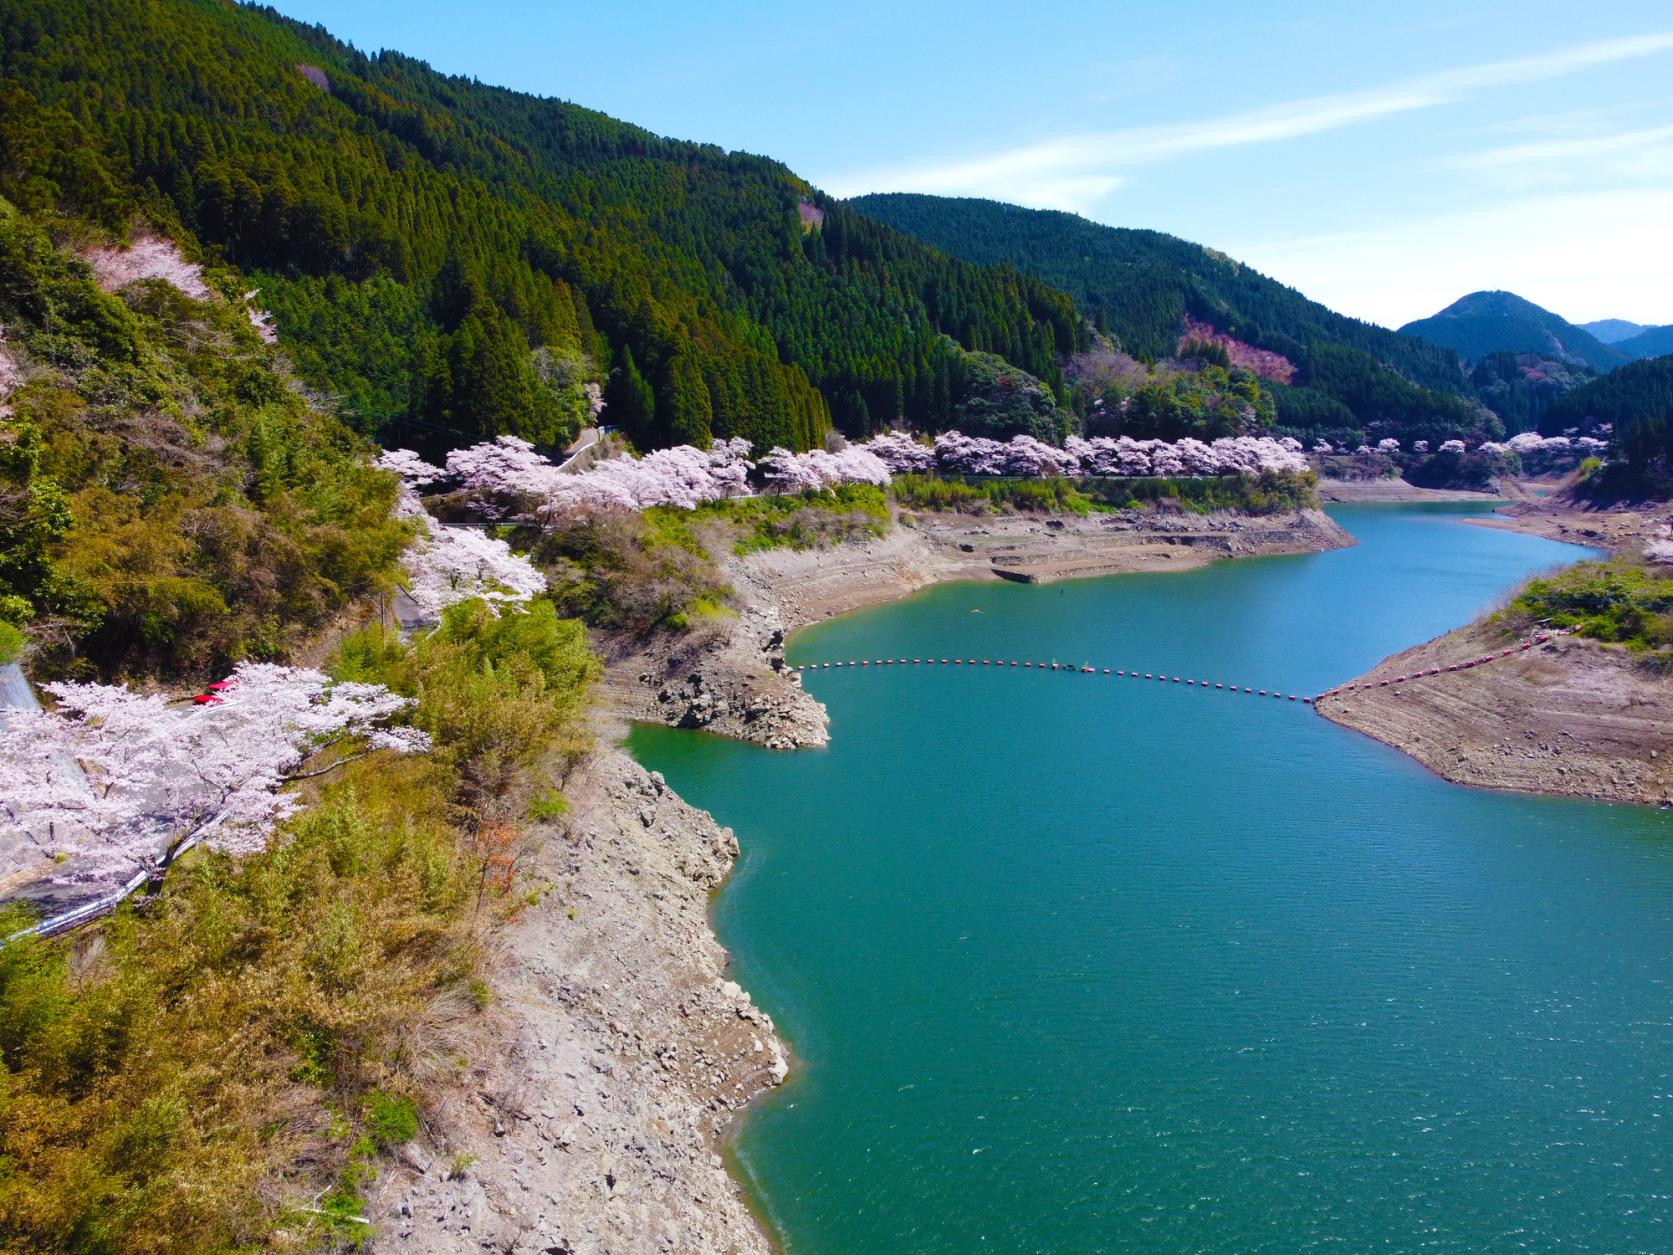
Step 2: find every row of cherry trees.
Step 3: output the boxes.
[399,429,1315,522]
[1316,433,1608,458]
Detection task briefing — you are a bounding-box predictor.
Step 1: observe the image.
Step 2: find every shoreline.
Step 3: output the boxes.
[1317,491,1673,808]
[601,505,1354,750]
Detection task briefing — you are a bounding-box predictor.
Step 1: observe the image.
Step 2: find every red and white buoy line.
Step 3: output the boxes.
[1311,628,1570,703]
[789,629,1570,710]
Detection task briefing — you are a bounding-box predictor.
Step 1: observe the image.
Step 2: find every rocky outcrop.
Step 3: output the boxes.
[603,602,829,749]
[368,750,785,1254]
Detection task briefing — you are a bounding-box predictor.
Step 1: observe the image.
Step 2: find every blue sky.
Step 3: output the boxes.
[269,1,1673,329]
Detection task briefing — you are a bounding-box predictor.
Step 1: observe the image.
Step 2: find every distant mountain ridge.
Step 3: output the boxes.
[1399,291,1626,372]
[1614,325,1673,361]
[1580,318,1647,345]
[850,192,1489,443]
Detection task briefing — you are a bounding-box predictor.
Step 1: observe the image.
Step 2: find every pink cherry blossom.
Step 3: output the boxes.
[1,663,427,887]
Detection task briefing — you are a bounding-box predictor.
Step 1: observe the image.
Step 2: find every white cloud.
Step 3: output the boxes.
[1452,122,1673,185]
[1225,189,1673,327]
[822,32,1673,214]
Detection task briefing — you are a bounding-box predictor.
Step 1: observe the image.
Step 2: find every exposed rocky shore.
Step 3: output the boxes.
[368,751,784,1254]
[1319,493,1673,808]
[605,505,1353,749]
[1317,622,1673,807]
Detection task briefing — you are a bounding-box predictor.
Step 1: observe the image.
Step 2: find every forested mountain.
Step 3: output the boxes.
[1613,325,1673,361]
[1400,291,1626,372]
[1540,353,1673,472]
[0,0,1086,454]
[849,192,1490,444]
[1580,318,1647,345]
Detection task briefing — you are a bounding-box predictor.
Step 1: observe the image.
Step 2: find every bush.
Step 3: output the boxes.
[891,474,1093,515]
[0,765,478,1253]
[0,619,23,664]
[1503,556,1673,657]
[535,510,731,636]
[693,485,889,553]
[891,471,1316,517]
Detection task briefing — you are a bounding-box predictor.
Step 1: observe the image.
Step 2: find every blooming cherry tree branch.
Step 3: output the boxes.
[1,663,428,885]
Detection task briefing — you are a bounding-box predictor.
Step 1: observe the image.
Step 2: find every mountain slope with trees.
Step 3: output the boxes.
[1613,325,1673,361]
[1400,291,1626,372]
[1539,353,1673,474]
[0,0,1085,454]
[849,192,1490,444]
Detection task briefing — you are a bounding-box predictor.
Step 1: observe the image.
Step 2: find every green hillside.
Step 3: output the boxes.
[1540,353,1673,472]
[0,196,407,678]
[1614,325,1673,361]
[1399,291,1626,372]
[0,0,1085,453]
[849,192,1489,443]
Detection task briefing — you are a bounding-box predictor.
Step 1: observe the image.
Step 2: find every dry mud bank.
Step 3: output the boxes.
[604,506,1353,750]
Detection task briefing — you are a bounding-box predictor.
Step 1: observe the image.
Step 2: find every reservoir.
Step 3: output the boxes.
[629,504,1672,1253]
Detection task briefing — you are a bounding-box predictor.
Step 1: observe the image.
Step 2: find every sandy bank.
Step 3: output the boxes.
[368,748,784,1254]
[603,506,1353,749]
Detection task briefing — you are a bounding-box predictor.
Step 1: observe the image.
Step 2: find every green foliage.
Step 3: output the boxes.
[891,474,1093,515]
[0,198,410,678]
[693,485,890,553]
[1540,353,1673,475]
[536,511,733,636]
[891,471,1316,516]
[945,345,1072,442]
[851,193,1480,438]
[0,0,1085,451]
[1506,556,1673,657]
[1468,351,1594,435]
[338,599,600,820]
[364,1091,419,1149]
[1081,470,1317,515]
[0,619,23,663]
[1083,360,1275,441]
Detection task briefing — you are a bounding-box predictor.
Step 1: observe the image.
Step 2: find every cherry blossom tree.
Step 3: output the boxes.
[376,448,446,485]
[1,663,429,886]
[856,431,935,473]
[1438,439,1467,455]
[1377,437,1401,454]
[758,445,890,492]
[398,488,546,618]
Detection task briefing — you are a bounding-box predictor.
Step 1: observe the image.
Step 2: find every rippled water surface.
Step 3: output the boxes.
[629,505,1672,1253]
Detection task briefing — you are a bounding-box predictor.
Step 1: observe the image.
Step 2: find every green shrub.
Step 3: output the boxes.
[0,619,23,664]
[365,1091,420,1148]
[1504,555,1673,657]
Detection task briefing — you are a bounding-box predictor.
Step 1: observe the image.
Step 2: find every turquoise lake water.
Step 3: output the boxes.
[628,504,1673,1253]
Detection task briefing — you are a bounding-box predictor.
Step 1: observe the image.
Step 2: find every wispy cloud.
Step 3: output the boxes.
[822,32,1673,213]
[1460,123,1673,170]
